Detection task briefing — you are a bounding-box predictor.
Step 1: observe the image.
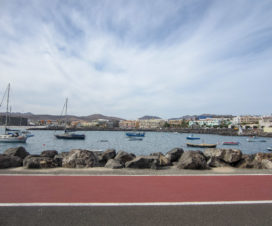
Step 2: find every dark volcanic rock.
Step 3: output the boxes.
[62,149,99,168]
[101,149,116,162]
[23,155,58,169]
[204,149,242,164]
[177,151,208,169]
[235,154,261,169]
[235,153,272,169]
[125,156,159,169]
[4,146,29,159]
[54,152,69,167]
[165,148,184,162]
[114,151,135,166]
[105,159,123,169]
[207,156,230,168]
[41,150,58,158]
[150,152,164,157]
[0,154,22,168]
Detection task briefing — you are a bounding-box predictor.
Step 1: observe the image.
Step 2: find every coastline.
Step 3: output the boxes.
[27,127,272,138]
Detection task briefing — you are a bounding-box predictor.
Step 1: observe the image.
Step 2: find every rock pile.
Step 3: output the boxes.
[0,146,272,170]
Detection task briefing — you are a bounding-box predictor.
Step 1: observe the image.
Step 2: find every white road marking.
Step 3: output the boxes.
[1,200,272,207]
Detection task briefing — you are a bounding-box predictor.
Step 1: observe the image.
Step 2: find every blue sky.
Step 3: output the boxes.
[0,0,272,119]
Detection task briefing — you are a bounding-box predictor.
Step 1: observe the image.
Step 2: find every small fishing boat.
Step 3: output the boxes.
[126,132,145,137]
[186,134,200,140]
[267,147,272,151]
[6,129,34,138]
[55,132,85,140]
[186,143,217,148]
[247,137,266,142]
[222,142,240,145]
[128,137,143,141]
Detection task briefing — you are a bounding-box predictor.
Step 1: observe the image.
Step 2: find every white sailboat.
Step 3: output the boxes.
[54,98,85,140]
[0,84,28,143]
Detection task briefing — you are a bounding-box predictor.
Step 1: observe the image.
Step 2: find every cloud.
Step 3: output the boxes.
[0,0,271,119]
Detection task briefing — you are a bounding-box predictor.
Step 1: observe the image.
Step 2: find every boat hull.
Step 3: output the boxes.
[126,132,145,137]
[186,137,200,140]
[0,135,27,143]
[223,142,239,145]
[186,143,217,148]
[55,134,85,140]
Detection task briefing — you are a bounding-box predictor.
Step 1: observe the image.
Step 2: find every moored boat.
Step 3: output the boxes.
[0,84,28,143]
[126,132,145,137]
[247,137,266,142]
[0,134,27,143]
[267,147,272,151]
[55,132,85,140]
[222,142,240,145]
[54,98,85,140]
[186,143,217,148]
[186,134,200,140]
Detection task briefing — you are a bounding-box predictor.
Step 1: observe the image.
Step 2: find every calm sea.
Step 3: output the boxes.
[1,129,272,155]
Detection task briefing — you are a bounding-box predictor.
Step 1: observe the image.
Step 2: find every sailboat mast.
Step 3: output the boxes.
[65,98,68,127]
[5,83,10,133]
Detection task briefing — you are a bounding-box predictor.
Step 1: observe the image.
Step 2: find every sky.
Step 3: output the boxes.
[0,0,272,119]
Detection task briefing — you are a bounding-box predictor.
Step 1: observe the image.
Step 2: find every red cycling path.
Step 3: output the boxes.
[0,175,272,204]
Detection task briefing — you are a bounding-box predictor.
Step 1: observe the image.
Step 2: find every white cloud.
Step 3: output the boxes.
[0,0,272,118]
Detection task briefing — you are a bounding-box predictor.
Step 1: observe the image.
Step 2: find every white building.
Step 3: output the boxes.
[139,119,165,129]
[189,118,222,127]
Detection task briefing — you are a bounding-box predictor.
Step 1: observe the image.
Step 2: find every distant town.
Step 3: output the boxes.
[0,113,272,135]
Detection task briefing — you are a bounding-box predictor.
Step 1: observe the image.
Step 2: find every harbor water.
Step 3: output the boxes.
[1,130,272,155]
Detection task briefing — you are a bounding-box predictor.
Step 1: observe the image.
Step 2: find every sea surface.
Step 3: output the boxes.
[1,129,272,155]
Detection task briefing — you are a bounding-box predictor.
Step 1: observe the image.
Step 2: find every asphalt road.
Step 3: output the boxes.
[1,204,272,226]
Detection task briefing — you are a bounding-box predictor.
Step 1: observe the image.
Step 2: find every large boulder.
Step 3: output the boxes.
[41,150,58,158]
[235,153,272,169]
[158,154,171,166]
[53,152,69,167]
[3,146,29,159]
[101,149,116,162]
[0,154,22,168]
[62,149,99,168]
[207,156,230,168]
[235,154,262,169]
[114,151,135,166]
[254,153,272,161]
[165,148,184,162]
[150,152,164,157]
[261,159,272,169]
[204,149,242,164]
[105,159,123,169]
[23,155,58,169]
[125,156,159,169]
[177,151,208,169]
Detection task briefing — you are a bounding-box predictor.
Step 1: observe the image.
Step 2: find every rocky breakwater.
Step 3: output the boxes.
[0,146,272,170]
